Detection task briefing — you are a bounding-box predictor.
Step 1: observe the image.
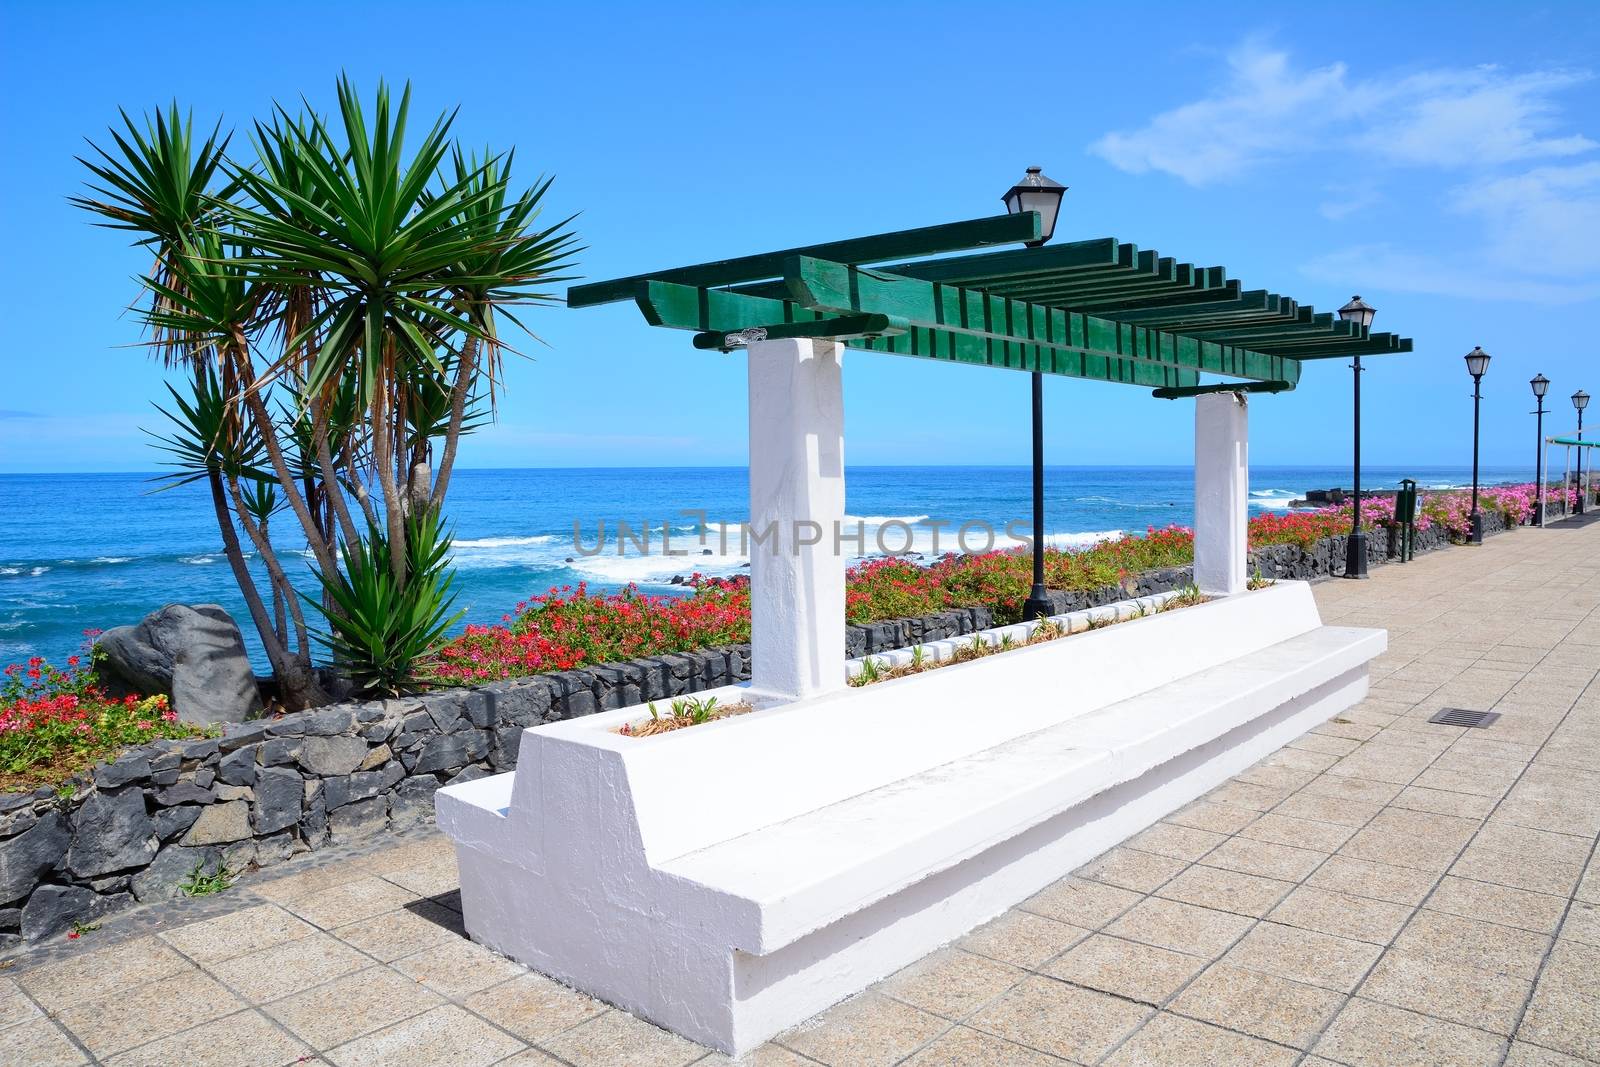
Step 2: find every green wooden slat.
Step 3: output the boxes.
[786,256,1300,386]
[689,313,906,350]
[868,238,1121,286]
[568,212,1042,308]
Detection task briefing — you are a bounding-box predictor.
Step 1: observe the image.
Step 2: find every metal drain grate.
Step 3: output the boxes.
[1428,707,1501,728]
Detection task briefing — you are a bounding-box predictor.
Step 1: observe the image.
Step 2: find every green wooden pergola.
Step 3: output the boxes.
[570,212,1413,397]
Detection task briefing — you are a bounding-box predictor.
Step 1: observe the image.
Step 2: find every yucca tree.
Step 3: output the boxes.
[78,79,579,705]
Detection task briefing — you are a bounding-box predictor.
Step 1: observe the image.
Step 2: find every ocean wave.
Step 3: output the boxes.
[0,567,18,577]
[91,556,134,564]
[29,566,49,577]
[453,535,558,549]
[179,555,216,565]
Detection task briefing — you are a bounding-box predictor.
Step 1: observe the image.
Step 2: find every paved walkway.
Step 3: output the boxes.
[3,520,1598,1067]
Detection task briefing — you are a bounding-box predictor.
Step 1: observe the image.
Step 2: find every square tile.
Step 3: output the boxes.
[1394,910,1551,980]
[211,931,370,1003]
[330,900,464,962]
[778,993,947,1067]
[1019,877,1142,929]
[1266,886,1411,945]
[1170,962,1344,1049]
[1240,813,1357,852]
[54,969,243,1057]
[1125,822,1229,862]
[1103,1012,1298,1067]
[1517,983,1600,1062]
[1299,775,1404,805]
[1203,836,1326,882]
[1222,921,1382,993]
[1104,897,1254,958]
[1450,845,1584,897]
[392,937,527,999]
[0,1018,87,1067]
[956,910,1089,969]
[968,976,1150,1063]
[1074,847,1188,892]
[18,936,192,1010]
[898,1026,1060,1066]
[282,875,420,929]
[159,904,316,965]
[1166,800,1261,835]
[1358,950,1531,1035]
[1426,876,1567,934]
[266,966,444,1049]
[1269,790,1383,828]
[1306,855,1438,906]
[463,972,606,1045]
[1390,786,1496,820]
[1539,939,1600,1001]
[1205,781,1296,812]
[1043,934,1205,1005]
[1157,864,1297,918]
[103,1009,311,1067]
[1314,998,1506,1066]
[326,1004,526,1067]
[880,949,1023,1019]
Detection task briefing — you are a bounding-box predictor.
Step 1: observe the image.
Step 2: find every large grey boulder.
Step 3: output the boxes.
[98,604,260,725]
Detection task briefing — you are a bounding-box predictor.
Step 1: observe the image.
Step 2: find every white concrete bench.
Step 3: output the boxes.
[438,581,1383,1055]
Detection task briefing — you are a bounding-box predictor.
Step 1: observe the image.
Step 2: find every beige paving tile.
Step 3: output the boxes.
[1222,921,1383,992]
[955,910,1089,969]
[1517,983,1600,1062]
[1503,1040,1596,1066]
[897,1026,1061,1066]
[1305,855,1439,906]
[1393,910,1552,980]
[356,835,454,876]
[1560,898,1600,946]
[1269,790,1383,828]
[266,965,444,1049]
[392,936,528,999]
[159,904,316,965]
[1266,885,1412,945]
[103,1008,312,1067]
[1203,836,1327,882]
[54,969,243,1057]
[1169,962,1344,1049]
[1164,799,1259,834]
[329,899,464,962]
[462,971,606,1045]
[777,993,948,1067]
[1205,780,1296,812]
[1125,821,1228,861]
[1240,812,1358,852]
[0,1018,87,1067]
[1338,826,1463,873]
[0,986,40,1031]
[1104,896,1254,958]
[377,853,460,898]
[326,1003,526,1067]
[1073,846,1188,893]
[1390,785,1497,820]
[252,860,372,904]
[968,976,1150,1063]
[1314,998,1507,1067]
[1042,933,1205,1006]
[1451,844,1585,896]
[17,935,192,1010]
[1538,939,1600,1001]
[1019,877,1142,929]
[1102,1012,1298,1067]
[211,930,370,1003]
[1289,733,1364,757]
[1359,949,1532,1034]
[879,948,1023,1020]
[1156,864,1297,918]
[1427,875,1569,934]
[281,875,421,929]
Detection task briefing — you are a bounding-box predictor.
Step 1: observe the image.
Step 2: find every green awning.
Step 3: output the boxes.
[1548,436,1600,448]
[570,213,1414,397]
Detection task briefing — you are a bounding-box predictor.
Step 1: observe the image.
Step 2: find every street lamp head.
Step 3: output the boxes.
[1576,389,1591,412]
[1002,167,1066,248]
[1337,295,1376,331]
[1531,373,1550,399]
[1464,346,1491,378]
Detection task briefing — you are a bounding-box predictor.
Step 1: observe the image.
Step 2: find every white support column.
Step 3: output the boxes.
[1194,391,1249,597]
[747,337,847,701]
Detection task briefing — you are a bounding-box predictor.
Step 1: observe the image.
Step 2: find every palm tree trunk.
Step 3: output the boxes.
[429,333,478,511]
[226,475,315,668]
[369,384,410,587]
[312,396,364,549]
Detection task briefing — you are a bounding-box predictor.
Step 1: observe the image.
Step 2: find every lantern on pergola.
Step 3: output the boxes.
[1002,167,1066,249]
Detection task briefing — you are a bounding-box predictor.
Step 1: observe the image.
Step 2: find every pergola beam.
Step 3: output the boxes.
[1152,380,1292,399]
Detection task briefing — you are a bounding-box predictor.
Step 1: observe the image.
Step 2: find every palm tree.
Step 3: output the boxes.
[77,80,580,707]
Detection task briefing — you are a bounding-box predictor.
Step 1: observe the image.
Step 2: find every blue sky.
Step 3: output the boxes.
[2,0,1598,473]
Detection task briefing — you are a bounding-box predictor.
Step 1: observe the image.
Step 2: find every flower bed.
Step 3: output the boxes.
[428,483,1557,686]
[1,643,202,793]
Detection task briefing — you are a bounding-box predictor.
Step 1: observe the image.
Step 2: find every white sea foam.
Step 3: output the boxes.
[454,535,557,549]
[28,567,49,577]
[91,556,133,564]
[179,555,216,565]
[844,514,932,525]
[0,567,18,577]
[1249,489,1300,511]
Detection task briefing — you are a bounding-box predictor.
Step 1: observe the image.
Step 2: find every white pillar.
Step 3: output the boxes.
[1194,391,1249,597]
[747,337,847,701]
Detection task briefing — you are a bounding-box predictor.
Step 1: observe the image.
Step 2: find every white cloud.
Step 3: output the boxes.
[1089,43,1593,186]
[1449,161,1600,275]
[1301,243,1600,306]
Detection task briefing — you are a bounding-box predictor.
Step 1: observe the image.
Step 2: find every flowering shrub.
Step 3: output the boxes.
[430,580,751,684]
[429,485,1558,684]
[0,642,200,790]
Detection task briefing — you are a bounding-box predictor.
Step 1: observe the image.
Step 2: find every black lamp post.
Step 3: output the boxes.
[1002,167,1067,621]
[1531,374,1549,525]
[1337,296,1376,578]
[1576,389,1591,515]
[1465,347,1491,544]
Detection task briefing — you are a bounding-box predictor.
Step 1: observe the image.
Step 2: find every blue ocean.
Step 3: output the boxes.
[0,464,1533,669]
